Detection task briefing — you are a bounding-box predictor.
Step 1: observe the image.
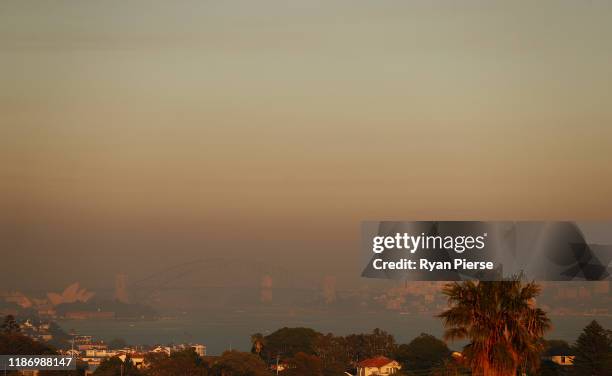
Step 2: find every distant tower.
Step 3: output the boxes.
[322,276,337,304]
[115,274,129,303]
[260,275,273,303]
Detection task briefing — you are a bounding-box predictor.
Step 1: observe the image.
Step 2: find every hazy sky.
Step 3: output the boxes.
[2,1,612,291]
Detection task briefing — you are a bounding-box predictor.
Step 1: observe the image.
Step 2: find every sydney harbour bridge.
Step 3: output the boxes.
[114,257,340,307]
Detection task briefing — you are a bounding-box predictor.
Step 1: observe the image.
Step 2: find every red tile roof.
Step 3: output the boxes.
[357,356,394,368]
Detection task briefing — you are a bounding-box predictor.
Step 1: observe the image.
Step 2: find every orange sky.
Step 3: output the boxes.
[1,1,612,288]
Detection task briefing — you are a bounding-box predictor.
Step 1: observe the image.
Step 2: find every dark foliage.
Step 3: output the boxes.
[394,333,451,373]
[571,320,612,376]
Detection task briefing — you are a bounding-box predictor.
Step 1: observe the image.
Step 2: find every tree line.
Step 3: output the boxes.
[2,277,612,375]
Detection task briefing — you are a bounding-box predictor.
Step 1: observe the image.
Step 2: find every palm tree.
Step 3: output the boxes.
[437,278,550,376]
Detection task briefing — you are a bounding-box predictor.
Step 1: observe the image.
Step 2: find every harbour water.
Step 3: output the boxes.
[57,311,612,355]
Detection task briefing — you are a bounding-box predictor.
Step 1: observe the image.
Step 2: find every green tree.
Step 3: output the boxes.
[538,359,565,376]
[344,328,397,362]
[538,339,573,376]
[322,361,348,376]
[0,331,56,354]
[263,327,320,359]
[430,356,470,376]
[0,330,83,376]
[313,333,350,374]
[571,320,612,376]
[395,333,451,374]
[48,321,72,349]
[438,278,550,376]
[121,355,140,376]
[543,339,572,358]
[1,315,20,334]
[284,352,324,376]
[93,357,123,376]
[143,348,207,376]
[94,356,140,376]
[211,351,271,376]
[251,333,265,357]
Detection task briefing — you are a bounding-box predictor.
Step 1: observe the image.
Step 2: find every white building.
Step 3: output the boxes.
[191,344,206,357]
[118,353,146,368]
[85,349,118,358]
[151,346,171,355]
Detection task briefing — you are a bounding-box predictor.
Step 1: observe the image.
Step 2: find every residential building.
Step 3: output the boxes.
[151,346,171,355]
[550,355,575,366]
[356,356,401,376]
[191,344,206,357]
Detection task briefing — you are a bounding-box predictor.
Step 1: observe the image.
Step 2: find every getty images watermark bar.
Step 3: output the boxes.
[361,221,612,281]
[0,356,76,370]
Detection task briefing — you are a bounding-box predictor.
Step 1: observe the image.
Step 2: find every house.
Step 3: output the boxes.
[85,349,117,358]
[543,342,575,366]
[151,346,171,355]
[549,354,574,366]
[118,353,146,368]
[356,356,401,376]
[191,344,206,357]
[270,361,290,372]
[63,349,81,358]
